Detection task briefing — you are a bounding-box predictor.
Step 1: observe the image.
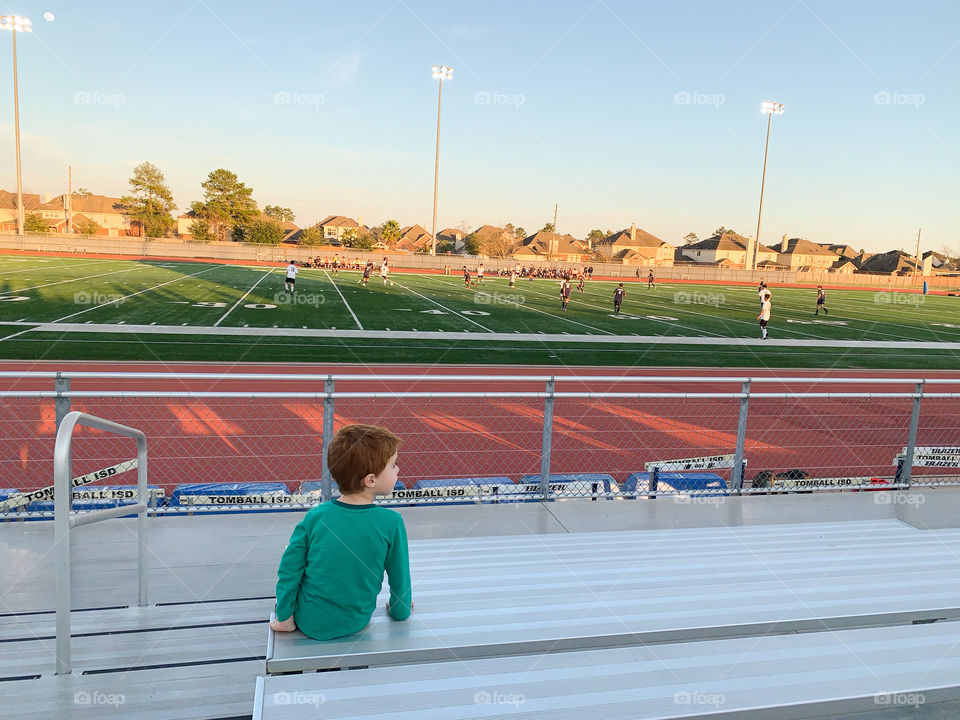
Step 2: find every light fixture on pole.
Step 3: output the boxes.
[752,101,784,270]
[430,65,452,256]
[1,15,31,236]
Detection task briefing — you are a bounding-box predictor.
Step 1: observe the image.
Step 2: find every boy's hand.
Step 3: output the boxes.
[270,616,297,632]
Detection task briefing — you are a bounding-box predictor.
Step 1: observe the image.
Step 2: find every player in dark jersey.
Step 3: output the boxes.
[560,280,572,311]
[359,261,373,287]
[463,266,471,287]
[577,275,584,292]
[647,270,655,289]
[613,283,625,315]
[815,286,828,315]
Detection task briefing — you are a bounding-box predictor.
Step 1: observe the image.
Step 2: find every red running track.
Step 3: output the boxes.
[1,361,958,495]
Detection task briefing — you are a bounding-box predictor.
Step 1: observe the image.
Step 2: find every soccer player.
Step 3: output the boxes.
[815,286,828,315]
[647,270,655,289]
[758,282,770,310]
[380,258,391,286]
[613,283,625,315]
[560,279,572,311]
[332,254,340,275]
[509,269,517,288]
[359,261,373,287]
[463,266,471,287]
[285,261,298,293]
[758,293,771,339]
[477,263,485,285]
[577,275,584,292]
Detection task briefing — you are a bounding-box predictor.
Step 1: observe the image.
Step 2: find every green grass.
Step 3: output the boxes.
[0,254,957,368]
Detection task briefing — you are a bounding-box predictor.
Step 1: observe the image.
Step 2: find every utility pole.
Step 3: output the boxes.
[913,228,922,279]
[553,203,558,234]
[66,166,72,234]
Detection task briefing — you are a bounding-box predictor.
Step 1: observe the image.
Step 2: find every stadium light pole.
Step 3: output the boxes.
[752,101,784,271]
[430,65,452,256]
[1,15,31,236]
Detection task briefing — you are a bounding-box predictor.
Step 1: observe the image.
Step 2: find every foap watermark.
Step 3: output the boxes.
[474,91,526,108]
[875,692,925,708]
[272,691,325,708]
[473,690,525,708]
[673,290,725,308]
[874,292,923,307]
[273,292,325,307]
[673,494,726,508]
[273,90,325,108]
[874,492,925,507]
[475,292,524,305]
[74,291,125,306]
[674,91,725,108]
[874,90,925,108]
[74,90,126,107]
[74,691,125,709]
[674,691,726,708]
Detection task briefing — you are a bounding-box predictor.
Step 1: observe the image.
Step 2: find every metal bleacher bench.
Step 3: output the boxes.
[265,520,960,676]
[256,620,960,719]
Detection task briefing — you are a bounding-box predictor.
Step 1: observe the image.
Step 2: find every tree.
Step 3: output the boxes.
[76,217,101,235]
[242,218,287,245]
[264,205,295,223]
[683,232,699,245]
[119,162,176,238]
[191,169,258,241]
[377,220,401,249]
[188,218,212,243]
[541,222,555,233]
[74,188,92,197]
[24,213,47,233]
[480,229,519,259]
[514,226,526,240]
[298,224,325,247]
[586,229,606,245]
[713,226,736,237]
[463,232,481,255]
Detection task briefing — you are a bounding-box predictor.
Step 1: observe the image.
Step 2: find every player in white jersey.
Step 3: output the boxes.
[380,258,391,286]
[285,261,298,293]
[758,295,771,339]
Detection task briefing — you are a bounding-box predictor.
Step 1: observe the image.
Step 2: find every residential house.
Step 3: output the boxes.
[395,224,433,252]
[317,215,363,245]
[775,236,842,270]
[923,251,960,273]
[680,232,778,267]
[858,250,919,275]
[830,258,858,274]
[513,231,590,263]
[470,224,518,257]
[435,227,464,253]
[0,190,41,231]
[40,193,132,236]
[828,244,860,259]
[595,224,674,266]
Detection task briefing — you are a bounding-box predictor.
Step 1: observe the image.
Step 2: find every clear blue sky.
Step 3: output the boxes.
[1,0,957,253]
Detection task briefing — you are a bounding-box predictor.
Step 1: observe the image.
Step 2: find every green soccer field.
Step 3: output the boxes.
[0,254,958,368]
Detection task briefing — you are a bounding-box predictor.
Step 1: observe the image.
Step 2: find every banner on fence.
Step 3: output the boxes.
[0,459,139,511]
[645,454,737,472]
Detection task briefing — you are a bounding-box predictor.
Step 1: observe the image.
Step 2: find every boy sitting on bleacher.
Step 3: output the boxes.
[270,424,413,639]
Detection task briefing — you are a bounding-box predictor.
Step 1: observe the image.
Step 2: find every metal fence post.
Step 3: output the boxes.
[731,379,751,492]
[321,376,335,502]
[900,380,925,489]
[540,377,555,500]
[55,373,70,430]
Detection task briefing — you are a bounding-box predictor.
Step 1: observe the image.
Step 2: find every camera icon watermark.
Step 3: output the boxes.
[272,691,325,707]
[473,690,525,708]
[273,292,325,307]
[74,691,126,708]
[873,292,923,307]
[74,90,126,107]
[273,90,325,108]
[474,90,526,108]
[475,292,524,305]
[74,291,125,306]
[874,492,925,507]
[875,692,925,708]
[874,90,925,108]
[674,691,726,708]
[674,90,725,108]
[673,494,726,508]
[673,290,725,308]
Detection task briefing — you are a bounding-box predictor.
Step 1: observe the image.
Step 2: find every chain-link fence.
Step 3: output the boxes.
[0,373,958,516]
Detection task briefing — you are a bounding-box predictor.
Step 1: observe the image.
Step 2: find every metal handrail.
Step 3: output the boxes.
[54,411,148,675]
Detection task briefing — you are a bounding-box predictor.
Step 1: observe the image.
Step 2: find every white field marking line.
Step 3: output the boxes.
[391,277,494,332]
[0,257,119,276]
[213,269,274,327]
[323,270,363,330]
[1,264,152,294]
[51,263,230,323]
[427,275,614,336]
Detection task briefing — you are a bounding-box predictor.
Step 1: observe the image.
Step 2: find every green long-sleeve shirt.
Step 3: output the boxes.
[274,499,412,641]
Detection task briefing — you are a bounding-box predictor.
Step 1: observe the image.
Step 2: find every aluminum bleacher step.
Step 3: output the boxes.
[266,521,960,673]
[254,620,960,720]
